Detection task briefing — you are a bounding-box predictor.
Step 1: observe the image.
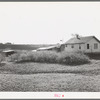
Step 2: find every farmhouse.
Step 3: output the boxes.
[64,35,100,53]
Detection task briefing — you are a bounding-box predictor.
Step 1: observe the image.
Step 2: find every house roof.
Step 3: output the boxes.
[3,50,15,53]
[65,36,100,44]
[35,44,62,51]
[37,46,56,50]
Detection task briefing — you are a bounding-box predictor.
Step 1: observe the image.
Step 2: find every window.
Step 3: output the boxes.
[71,45,74,48]
[87,44,89,49]
[94,43,98,49]
[79,45,81,49]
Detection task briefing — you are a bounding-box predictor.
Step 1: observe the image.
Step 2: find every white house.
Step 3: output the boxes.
[64,35,100,53]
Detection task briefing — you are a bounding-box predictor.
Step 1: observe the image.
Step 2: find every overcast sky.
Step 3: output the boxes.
[0,2,100,44]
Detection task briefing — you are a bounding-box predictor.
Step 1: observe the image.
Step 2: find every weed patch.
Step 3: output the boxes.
[9,51,90,65]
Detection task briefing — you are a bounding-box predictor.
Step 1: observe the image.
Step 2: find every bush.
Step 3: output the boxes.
[9,51,90,65]
[56,51,90,65]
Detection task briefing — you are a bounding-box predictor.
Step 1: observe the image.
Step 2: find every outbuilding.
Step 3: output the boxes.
[2,50,16,56]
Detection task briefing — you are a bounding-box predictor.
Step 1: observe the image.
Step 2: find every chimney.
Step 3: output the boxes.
[76,34,80,39]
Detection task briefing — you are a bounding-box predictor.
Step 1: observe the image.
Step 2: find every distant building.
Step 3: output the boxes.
[64,35,100,53]
[34,44,65,52]
[2,50,16,56]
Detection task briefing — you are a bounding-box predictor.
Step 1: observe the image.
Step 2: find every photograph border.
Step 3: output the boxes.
[0,0,100,99]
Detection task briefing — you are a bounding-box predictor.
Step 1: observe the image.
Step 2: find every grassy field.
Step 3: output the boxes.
[0,60,100,91]
[0,44,53,50]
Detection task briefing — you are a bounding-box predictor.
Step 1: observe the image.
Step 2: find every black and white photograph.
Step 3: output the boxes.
[0,1,100,98]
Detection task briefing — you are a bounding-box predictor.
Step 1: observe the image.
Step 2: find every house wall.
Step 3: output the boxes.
[84,38,100,53]
[65,43,85,52]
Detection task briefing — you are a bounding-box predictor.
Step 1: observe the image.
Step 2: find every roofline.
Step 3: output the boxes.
[3,50,15,53]
[64,43,85,45]
[37,46,56,50]
[64,36,100,44]
[91,36,100,43]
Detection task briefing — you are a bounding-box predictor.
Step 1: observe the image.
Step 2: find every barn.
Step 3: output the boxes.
[64,35,100,53]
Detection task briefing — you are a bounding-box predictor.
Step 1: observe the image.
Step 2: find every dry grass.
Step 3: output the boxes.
[0,60,99,75]
[0,73,100,92]
[0,53,5,64]
[0,59,100,91]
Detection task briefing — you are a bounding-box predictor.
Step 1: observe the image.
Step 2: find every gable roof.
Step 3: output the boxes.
[65,36,100,44]
[36,46,56,50]
[3,49,15,53]
[35,44,62,51]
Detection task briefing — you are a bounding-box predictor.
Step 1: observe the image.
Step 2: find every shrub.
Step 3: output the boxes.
[9,51,90,65]
[21,51,58,63]
[56,51,90,65]
[9,53,20,62]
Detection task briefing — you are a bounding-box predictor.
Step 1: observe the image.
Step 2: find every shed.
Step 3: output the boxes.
[2,50,16,56]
